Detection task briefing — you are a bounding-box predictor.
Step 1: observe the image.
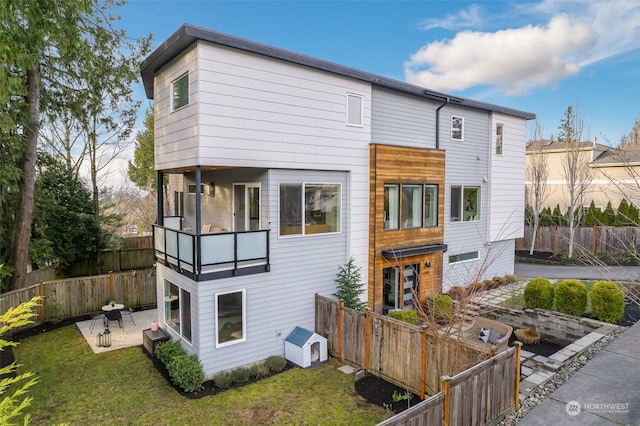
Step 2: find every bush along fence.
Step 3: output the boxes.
[315,295,521,425]
[517,225,640,256]
[0,269,157,328]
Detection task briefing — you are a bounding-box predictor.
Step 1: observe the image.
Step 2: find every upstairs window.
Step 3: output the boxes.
[451,186,480,222]
[279,183,341,236]
[496,123,504,155]
[346,93,363,127]
[172,73,189,111]
[384,183,438,230]
[451,115,464,141]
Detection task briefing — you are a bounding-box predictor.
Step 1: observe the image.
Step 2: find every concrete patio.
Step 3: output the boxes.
[76,309,159,354]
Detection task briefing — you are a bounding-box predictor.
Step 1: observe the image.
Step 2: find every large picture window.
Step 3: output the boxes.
[279,183,341,236]
[450,186,480,222]
[172,73,189,111]
[384,183,438,230]
[164,280,192,342]
[216,290,246,347]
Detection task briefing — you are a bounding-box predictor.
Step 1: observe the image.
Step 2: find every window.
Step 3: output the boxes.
[174,191,184,217]
[424,185,438,227]
[450,186,480,222]
[496,123,504,155]
[164,280,192,342]
[346,93,363,127]
[279,183,341,236]
[216,290,245,347]
[451,115,464,141]
[385,183,438,230]
[172,73,189,111]
[187,184,204,194]
[449,251,479,264]
[402,184,423,228]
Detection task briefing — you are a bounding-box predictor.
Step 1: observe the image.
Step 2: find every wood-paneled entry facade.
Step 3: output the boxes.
[369,144,447,313]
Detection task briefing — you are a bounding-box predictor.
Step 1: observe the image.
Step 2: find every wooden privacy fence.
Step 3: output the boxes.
[378,346,520,426]
[315,295,489,399]
[518,225,640,255]
[0,269,156,326]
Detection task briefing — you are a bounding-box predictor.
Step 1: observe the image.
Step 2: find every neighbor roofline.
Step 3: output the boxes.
[140,24,536,120]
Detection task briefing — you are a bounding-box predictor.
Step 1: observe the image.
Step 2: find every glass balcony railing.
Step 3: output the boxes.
[153,224,270,281]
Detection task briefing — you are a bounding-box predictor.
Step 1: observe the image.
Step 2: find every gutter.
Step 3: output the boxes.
[434,97,450,150]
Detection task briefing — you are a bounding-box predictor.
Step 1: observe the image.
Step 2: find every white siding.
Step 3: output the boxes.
[192,169,350,376]
[154,46,199,170]
[441,105,491,289]
[371,87,438,149]
[488,113,527,242]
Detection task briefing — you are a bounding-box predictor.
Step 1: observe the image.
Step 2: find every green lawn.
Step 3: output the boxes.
[13,325,389,425]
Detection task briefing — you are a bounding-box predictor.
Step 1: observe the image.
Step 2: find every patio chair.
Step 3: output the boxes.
[105,309,123,329]
[120,307,136,326]
[89,313,106,333]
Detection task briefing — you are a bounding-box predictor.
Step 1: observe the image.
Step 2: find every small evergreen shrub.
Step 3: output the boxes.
[555,279,587,316]
[388,309,419,325]
[251,362,270,378]
[155,340,183,365]
[265,356,287,373]
[167,354,205,393]
[591,281,625,324]
[524,278,554,309]
[231,366,252,384]
[333,257,367,311]
[213,371,233,389]
[421,294,454,322]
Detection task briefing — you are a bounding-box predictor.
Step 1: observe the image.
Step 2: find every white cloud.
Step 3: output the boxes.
[419,4,485,31]
[405,0,640,95]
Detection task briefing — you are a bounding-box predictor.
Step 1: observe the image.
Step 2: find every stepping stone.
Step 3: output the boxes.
[338,365,356,374]
[520,349,535,359]
[521,366,533,377]
[533,355,548,363]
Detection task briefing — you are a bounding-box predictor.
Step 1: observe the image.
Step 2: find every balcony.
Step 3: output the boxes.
[153,224,270,281]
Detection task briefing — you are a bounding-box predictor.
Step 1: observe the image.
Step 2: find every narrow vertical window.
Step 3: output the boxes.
[279,184,302,235]
[346,93,363,127]
[463,187,480,221]
[451,115,464,141]
[172,73,189,110]
[216,290,246,346]
[402,184,422,228]
[450,186,462,222]
[424,184,438,227]
[496,123,504,155]
[384,184,399,230]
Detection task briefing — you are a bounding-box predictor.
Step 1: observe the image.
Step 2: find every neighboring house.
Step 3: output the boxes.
[525,140,640,211]
[140,24,534,377]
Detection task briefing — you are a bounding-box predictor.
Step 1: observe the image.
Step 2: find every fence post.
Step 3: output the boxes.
[592,225,597,254]
[39,281,45,324]
[442,375,451,426]
[364,309,370,373]
[552,225,557,252]
[338,299,344,361]
[514,341,522,410]
[420,328,427,399]
[109,271,114,299]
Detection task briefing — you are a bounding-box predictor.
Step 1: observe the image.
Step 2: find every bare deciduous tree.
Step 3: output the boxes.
[526,120,550,255]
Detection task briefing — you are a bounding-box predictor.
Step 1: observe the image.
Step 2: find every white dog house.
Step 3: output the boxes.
[284,326,328,368]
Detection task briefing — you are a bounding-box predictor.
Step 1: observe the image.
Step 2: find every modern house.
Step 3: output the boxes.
[140,24,535,377]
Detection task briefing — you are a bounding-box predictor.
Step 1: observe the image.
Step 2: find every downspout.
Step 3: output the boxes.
[157,170,164,226]
[435,97,450,150]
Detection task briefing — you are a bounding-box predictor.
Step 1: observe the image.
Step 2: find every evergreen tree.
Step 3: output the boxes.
[128,108,156,190]
[628,202,639,225]
[333,257,367,311]
[539,206,553,226]
[615,199,632,226]
[552,204,566,226]
[583,200,601,226]
[602,201,616,226]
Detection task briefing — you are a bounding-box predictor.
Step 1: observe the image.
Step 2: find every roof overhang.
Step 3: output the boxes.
[381,243,448,260]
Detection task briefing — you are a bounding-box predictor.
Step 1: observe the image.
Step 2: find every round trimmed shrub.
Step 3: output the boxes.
[388,308,419,325]
[421,294,454,322]
[155,340,183,365]
[265,355,287,373]
[555,279,587,316]
[167,354,205,393]
[524,278,554,309]
[590,281,625,324]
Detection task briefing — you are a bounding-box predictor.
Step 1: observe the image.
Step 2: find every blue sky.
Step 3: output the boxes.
[121,0,640,145]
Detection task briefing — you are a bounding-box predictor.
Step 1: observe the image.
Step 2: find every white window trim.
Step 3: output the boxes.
[451,115,464,141]
[278,182,342,238]
[448,251,479,264]
[163,279,192,344]
[215,289,247,348]
[171,72,189,112]
[495,123,504,156]
[346,93,364,127]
